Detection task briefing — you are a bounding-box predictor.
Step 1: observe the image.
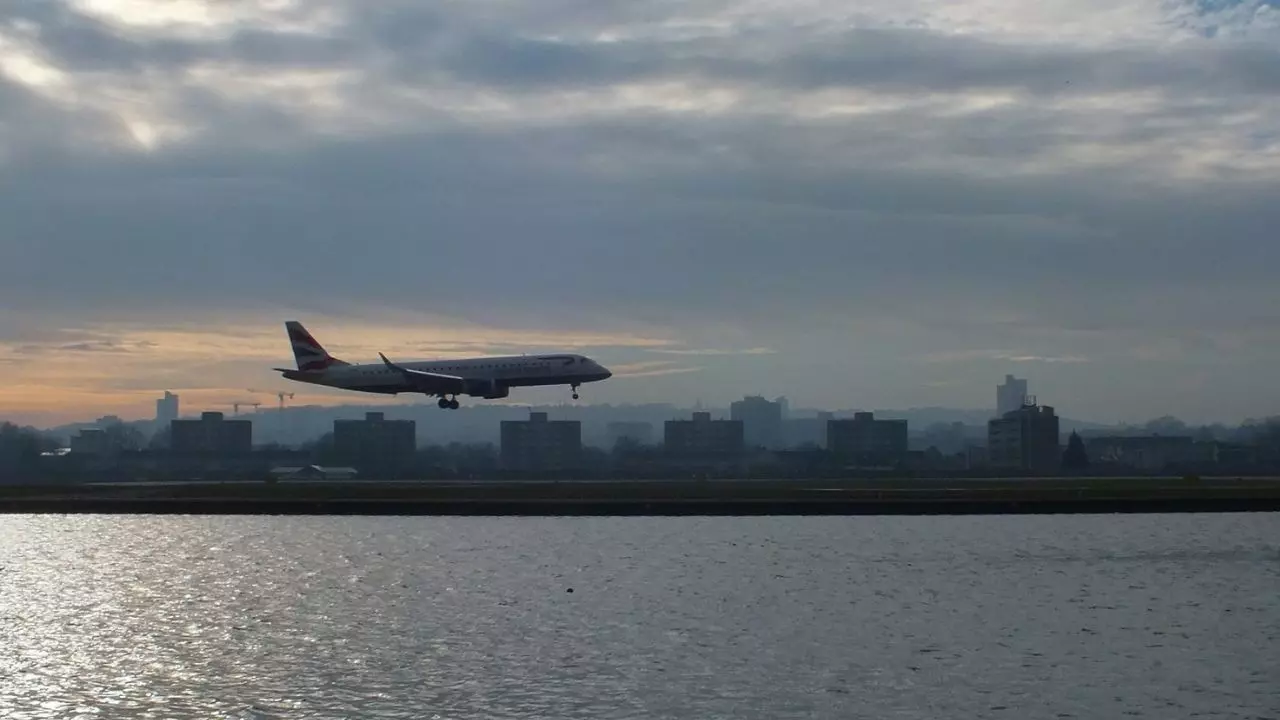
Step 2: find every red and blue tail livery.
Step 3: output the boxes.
[286,320,350,372]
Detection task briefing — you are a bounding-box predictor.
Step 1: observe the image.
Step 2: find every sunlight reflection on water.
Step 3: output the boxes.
[0,513,1277,719]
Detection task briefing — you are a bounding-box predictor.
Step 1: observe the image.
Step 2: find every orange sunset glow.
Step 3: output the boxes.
[0,314,681,426]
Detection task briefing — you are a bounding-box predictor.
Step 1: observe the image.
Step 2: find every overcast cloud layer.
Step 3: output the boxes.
[1,0,1278,424]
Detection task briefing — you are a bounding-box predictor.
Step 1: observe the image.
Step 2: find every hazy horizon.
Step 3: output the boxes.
[2,0,1277,426]
[14,390,1260,435]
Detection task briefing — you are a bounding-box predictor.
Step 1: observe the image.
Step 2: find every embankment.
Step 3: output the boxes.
[2,476,1278,515]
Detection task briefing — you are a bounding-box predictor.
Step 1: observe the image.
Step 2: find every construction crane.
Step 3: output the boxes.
[219,400,262,416]
[247,389,297,443]
[246,389,295,412]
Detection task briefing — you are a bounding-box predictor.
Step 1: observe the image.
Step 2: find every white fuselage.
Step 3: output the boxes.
[282,353,611,396]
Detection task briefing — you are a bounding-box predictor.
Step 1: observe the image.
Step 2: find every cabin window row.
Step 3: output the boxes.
[355,362,554,375]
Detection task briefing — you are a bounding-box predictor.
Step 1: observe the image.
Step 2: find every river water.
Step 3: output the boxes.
[1,513,1276,719]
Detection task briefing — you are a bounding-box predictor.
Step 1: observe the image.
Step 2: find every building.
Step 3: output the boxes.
[730,395,785,449]
[606,421,654,448]
[997,375,1029,417]
[69,419,140,456]
[155,391,179,427]
[827,412,909,466]
[784,412,833,449]
[664,412,744,458]
[966,444,990,470]
[987,401,1060,473]
[170,411,252,455]
[69,428,112,456]
[1084,435,1205,472]
[332,412,417,472]
[500,411,582,472]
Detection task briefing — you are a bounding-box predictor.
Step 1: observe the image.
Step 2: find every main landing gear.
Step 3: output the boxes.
[437,396,460,410]
[571,383,580,400]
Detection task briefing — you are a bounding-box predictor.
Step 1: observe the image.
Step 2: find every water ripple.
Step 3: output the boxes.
[0,513,1277,719]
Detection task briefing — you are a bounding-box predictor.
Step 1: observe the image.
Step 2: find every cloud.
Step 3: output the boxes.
[623,366,703,379]
[0,0,1277,424]
[647,347,776,356]
[921,350,1091,364]
[609,360,704,378]
[2,332,161,356]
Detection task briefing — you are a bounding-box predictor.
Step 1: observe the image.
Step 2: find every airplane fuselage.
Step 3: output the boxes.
[282,353,611,396]
[276,321,612,409]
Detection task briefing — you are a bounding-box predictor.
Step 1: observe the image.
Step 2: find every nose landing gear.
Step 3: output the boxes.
[437,396,460,409]
[571,383,580,400]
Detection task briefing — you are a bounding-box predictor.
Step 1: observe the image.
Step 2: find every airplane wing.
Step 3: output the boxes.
[379,353,467,395]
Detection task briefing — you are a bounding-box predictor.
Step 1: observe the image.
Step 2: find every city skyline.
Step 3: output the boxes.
[0,313,1277,427]
[2,1,1278,425]
[5,363,1273,436]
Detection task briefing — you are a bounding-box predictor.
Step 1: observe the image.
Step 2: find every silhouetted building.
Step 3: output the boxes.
[730,395,785,449]
[606,421,654,448]
[1214,442,1261,469]
[171,412,252,455]
[155,391,179,427]
[69,428,112,456]
[333,412,417,472]
[664,412,744,457]
[966,444,990,470]
[988,401,1060,473]
[501,412,582,471]
[827,412,909,466]
[1085,435,1204,472]
[997,375,1029,417]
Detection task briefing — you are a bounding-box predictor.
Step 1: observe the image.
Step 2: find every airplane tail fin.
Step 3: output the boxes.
[285,321,350,371]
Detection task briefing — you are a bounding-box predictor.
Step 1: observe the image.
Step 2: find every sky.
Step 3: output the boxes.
[1,0,1278,427]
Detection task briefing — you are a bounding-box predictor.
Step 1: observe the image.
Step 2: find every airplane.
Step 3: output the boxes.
[273,321,613,410]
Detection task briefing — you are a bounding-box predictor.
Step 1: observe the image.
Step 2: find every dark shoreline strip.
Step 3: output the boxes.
[3,498,1278,516]
[4,478,1278,516]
